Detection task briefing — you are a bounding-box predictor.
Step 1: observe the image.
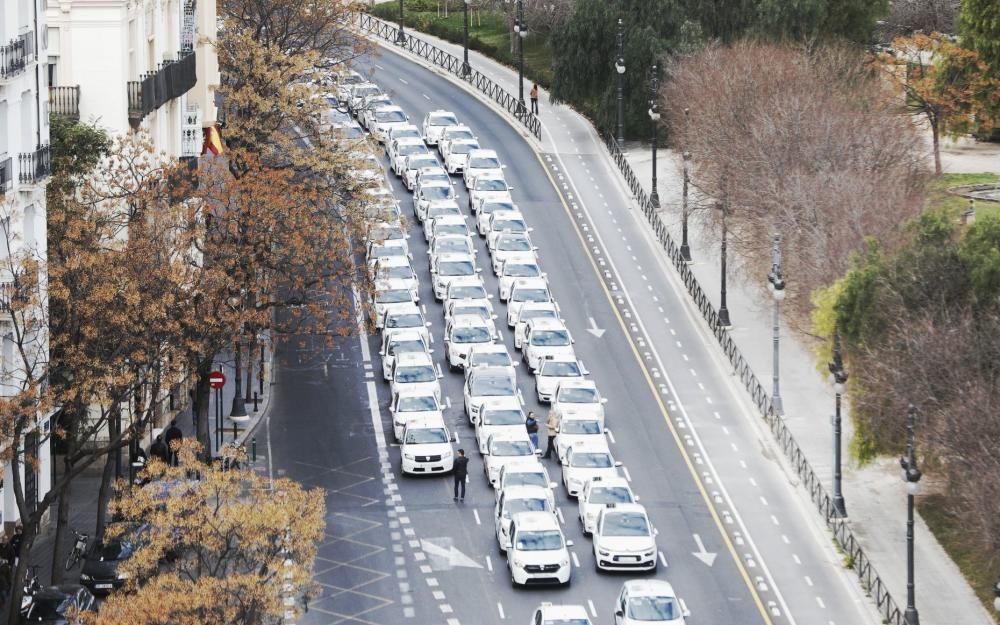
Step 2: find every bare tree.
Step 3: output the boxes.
[877,0,961,38]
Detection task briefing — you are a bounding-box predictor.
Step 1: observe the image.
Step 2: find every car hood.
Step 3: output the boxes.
[479,424,525,441]
[530,346,576,364]
[393,381,440,398]
[566,466,618,482]
[468,168,504,182]
[402,441,452,456]
[537,376,575,395]
[395,409,443,425]
[81,558,121,579]
[597,535,655,553]
[556,432,604,449]
[556,404,605,422]
[489,454,535,473]
[512,547,567,565]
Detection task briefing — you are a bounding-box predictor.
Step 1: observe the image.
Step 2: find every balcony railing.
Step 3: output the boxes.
[181,105,202,157]
[18,145,51,185]
[0,281,13,314]
[0,157,11,194]
[49,85,80,121]
[129,50,198,126]
[127,81,143,127]
[1,32,34,80]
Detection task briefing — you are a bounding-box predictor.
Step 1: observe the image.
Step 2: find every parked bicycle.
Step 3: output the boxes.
[64,529,89,571]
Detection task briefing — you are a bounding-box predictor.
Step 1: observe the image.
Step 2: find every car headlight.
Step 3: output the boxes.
[118,571,130,580]
[404,453,415,460]
[512,558,524,569]
[598,549,611,557]
[559,558,570,567]
[80,573,92,582]
[644,550,656,557]
[442,451,453,459]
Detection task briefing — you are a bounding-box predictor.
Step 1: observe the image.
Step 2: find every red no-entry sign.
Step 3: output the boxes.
[209,371,226,389]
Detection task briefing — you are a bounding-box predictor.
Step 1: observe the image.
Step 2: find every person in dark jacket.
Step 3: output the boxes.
[9,526,22,566]
[164,419,183,466]
[525,412,540,449]
[150,435,170,463]
[453,449,469,502]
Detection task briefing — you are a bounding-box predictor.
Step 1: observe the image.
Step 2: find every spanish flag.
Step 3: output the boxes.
[202,124,224,156]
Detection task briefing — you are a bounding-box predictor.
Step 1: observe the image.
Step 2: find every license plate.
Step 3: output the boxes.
[619,556,640,562]
[95,583,113,589]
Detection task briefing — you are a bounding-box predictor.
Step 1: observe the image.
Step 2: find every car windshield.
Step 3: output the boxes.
[25,597,72,620]
[504,263,540,277]
[436,224,469,236]
[627,596,681,621]
[386,313,422,328]
[560,387,599,403]
[405,428,449,444]
[399,144,428,156]
[394,128,422,139]
[515,530,562,551]
[420,172,450,185]
[435,240,470,255]
[407,156,437,170]
[507,498,547,516]
[506,471,547,488]
[438,260,475,276]
[452,326,491,343]
[376,110,407,123]
[453,305,490,318]
[571,452,613,468]
[395,365,435,383]
[377,289,411,304]
[493,219,526,233]
[603,512,651,537]
[482,409,523,425]
[334,125,364,139]
[512,288,550,303]
[371,245,405,258]
[482,201,514,214]
[471,352,511,367]
[354,86,380,98]
[589,486,633,505]
[531,330,571,346]
[561,419,601,435]
[423,186,454,200]
[430,113,459,126]
[373,226,403,240]
[446,129,475,142]
[342,74,364,85]
[471,375,516,396]
[451,142,476,154]
[498,236,531,251]
[540,361,581,377]
[475,178,508,192]
[469,156,502,169]
[450,285,487,300]
[381,266,415,280]
[491,440,533,456]
[96,538,136,561]
[387,339,425,356]
[397,395,438,412]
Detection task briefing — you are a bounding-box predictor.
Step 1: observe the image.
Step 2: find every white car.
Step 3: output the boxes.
[475,198,517,236]
[534,358,586,404]
[498,257,543,301]
[438,125,476,157]
[369,105,409,143]
[505,511,571,586]
[414,182,458,222]
[400,417,455,475]
[551,379,607,423]
[414,166,452,191]
[513,302,561,349]
[444,279,493,317]
[350,152,385,187]
[467,175,513,212]
[475,397,525,454]
[389,139,431,177]
[490,233,536,274]
[615,580,689,625]
[431,253,479,301]
[368,221,408,255]
[464,366,519,425]
[335,71,365,105]
[379,330,431,381]
[485,432,538,487]
[381,304,431,345]
[446,302,497,342]
[358,95,393,130]
[371,256,418,300]
[428,234,476,261]
[578,476,637,535]
[421,110,459,145]
[495,485,553,553]
[401,153,441,191]
[484,210,529,241]
[533,604,592,625]
[390,351,442,402]
[390,391,443,442]
[444,314,495,371]
[507,278,555,328]
[495,459,556,503]
[385,124,422,155]
[373,279,418,329]
[366,240,408,270]
[554,411,606,465]
[463,343,515,382]
[463,148,504,188]
[561,440,622,498]
[593,503,658,572]
[347,82,382,114]
[362,188,402,224]
[427,214,470,240]
[423,206,465,242]
[522,318,576,371]
[442,138,480,174]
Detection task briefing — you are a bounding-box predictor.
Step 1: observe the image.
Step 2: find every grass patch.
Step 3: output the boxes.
[369,0,554,88]
[917,494,1000,615]
[927,172,1000,222]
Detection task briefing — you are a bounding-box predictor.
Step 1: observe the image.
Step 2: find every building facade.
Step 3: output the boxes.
[1,0,53,532]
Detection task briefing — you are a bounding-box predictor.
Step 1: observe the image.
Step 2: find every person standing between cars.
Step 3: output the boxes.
[453,449,469,502]
[525,412,540,449]
[530,84,539,115]
[164,419,183,466]
[542,410,559,459]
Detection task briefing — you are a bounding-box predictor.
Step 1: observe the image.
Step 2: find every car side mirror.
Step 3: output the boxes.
[527,227,535,232]
[508,186,515,190]
[426,322,433,327]
[614,461,623,467]
[389,406,396,412]
[437,372,444,379]
[535,449,543,456]
[451,433,458,443]
[565,540,574,547]
[615,610,624,619]
[428,348,435,353]
[487,294,494,300]
[476,268,483,273]
[603,428,609,434]
[634,495,641,502]
[549,482,558,489]
[512,361,519,367]
[601,398,609,404]
[502,164,508,168]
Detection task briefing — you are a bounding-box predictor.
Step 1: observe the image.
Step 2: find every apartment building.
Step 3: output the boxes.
[0,0,53,532]
[46,0,219,161]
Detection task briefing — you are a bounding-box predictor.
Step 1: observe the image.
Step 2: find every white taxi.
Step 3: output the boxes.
[593,503,658,572]
[379,331,431,381]
[551,379,607,423]
[373,279,418,329]
[468,175,513,213]
[495,485,554,553]
[390,391,443,443]
[444,314,495,370]
[506,278,554,328]
[428,234,476,261]
[401,153,440,191]
[475,397,525,455]
[422,204,464,242]
[380,304,430,345]
[474,198,517,236]
[484,210,529,241]
[513,302,561,349]
[442,138,480,174]
[484,432,537,486]
[421,109,459,145]
[430,253,479,301]
[489,233,536,275]
[414,181,458,222]
[495,459,556,505]
[437,125,476,157]
[554,411,606,464]
[614,580,689,624]
[463,343,515,382]
[505,511,572,586]
[561,440,621,498]
[426,214,471,241]
[578,476,637,535]
[390,351,442,401]
[463,148,504,188]
[464,366,519,425]
[522,318,576,372]
[532,603,592,625]
[400,417,455,475]
[534,358,587,404]
[369,105,409,144]
[498,257,544,302]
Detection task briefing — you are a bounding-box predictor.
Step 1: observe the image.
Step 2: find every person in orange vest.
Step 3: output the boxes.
[530,84,539,115]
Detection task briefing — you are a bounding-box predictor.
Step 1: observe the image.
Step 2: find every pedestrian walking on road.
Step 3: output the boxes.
[453,449,469,501]
[164,419,183,466]
[543,410,559,459]
[525,412,540,449]
[150,435,170,464]
[530,84,539,115]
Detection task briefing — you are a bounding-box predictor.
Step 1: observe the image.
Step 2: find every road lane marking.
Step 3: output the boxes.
[497,602,505,619]
[606,428,616,443]
[587,600,597,617]
[473,509,481,525]
[621,466,632,482]
[375,63,385,69]
[659,551,669,568]
[399,77,408,84]
[793,554,801,564]
[805,575,813,586]
[816,597,825,609]
[556,507,566,524]
[760,496,769,506]
[571,551,581,567]
[423,93,431,100]
[486,555,493,571]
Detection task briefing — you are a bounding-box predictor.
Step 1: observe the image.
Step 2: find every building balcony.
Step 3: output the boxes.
[0,157,11,194]
[181,105,202,158]
[49,86,80,121]
[0,280,13,314]
[18,145,51,186]
[128,50,198,129]
[0,32,34,81]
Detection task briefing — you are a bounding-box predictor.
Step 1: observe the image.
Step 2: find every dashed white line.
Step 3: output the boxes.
[816,597,826,609]
[722,426,730,435]
[422,93,431,100]
[473,509,481,525]
[760,496,769,506]
[731,442,738,452]
[445,396,452,409]
[556,507,566,525]
[587,600,597,617]
[606,428,616,443]
[486,555,493,571]
[399,77,408,84]
[749,477,758,487]
[374,63,385,69]
[497,602,506,619]
[659,551,669,568]
[771,515,780,526]
[793,553,802,564]
[571,552,581,568]
[621,466,632,482]
[805,575,814,586]
[782,534,790,544]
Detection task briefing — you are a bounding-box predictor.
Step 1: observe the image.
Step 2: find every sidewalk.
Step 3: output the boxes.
[27,344,275,587]
[363,23,996,625]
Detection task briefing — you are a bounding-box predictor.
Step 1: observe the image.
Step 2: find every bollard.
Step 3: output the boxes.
[253,391,258,412]
[252,437,257,462]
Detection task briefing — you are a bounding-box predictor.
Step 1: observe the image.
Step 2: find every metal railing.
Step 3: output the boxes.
[356,13,541,140]
[604,136,905,625]
[0,31,33,80]
[0,281,14,313]
[128,50,198,126]
[0,157,11,193]
[181,105,202,157]
[18,145,51,185]
[49,85,81,121]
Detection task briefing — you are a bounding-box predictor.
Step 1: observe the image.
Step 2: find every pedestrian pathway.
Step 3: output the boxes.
[362,24,995,625]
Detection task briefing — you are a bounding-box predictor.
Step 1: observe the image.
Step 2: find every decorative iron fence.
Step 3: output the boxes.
[604,135,905,625]
[356,13,541,140]
[18,145,51,185]
[49,85,80,121]
[0,31,33,80]
[129,50,198,125]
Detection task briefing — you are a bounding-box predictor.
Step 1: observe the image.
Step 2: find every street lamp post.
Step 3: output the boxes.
[231,340,248,418]
[648,64,660,210]
[900,404,922,625]
[680,145,692,262]
[396,0,406,43]
[717,200,731,328]
[462,0,471,77]
[767,233,785,415]
[615,18,625,146]
[513,0,527,109]
[828,328,848,518]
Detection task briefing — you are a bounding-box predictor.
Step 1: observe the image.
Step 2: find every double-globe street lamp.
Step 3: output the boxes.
[900,404,922,625]
[462,0,472,77]
[615,18,625,146]
[766,233,785,416]
[828,328,848,518]
[512,0,527,110]
[648,64,660,210]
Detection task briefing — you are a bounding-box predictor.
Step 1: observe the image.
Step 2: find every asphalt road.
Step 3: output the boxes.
[264,42,879,625]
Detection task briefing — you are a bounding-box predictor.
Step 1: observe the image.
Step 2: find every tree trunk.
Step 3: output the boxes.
[931,117,942,175]
[245,336,255,404]
[195,357,214,461]
[5,521,38,625]
[49,456,73,585]
[94,438,117,544]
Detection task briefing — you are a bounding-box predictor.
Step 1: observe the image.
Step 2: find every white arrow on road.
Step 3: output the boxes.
[586,317,606,338]
[420,539,484,569]
[692,534,717,567]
